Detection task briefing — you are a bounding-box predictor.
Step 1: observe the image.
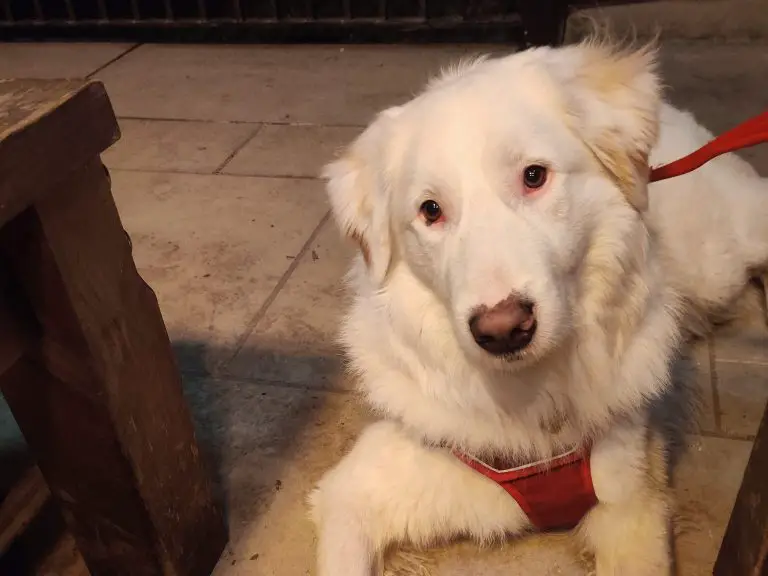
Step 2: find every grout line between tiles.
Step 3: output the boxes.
[695,429,755,443]
[222,172,320,180]
[109,167,320,181]
[86,43,143,79]
[213,123,265,174]
[213,210,332,375]
[712,357,768,368]
[117,115,366,129]
[708,336,724,432]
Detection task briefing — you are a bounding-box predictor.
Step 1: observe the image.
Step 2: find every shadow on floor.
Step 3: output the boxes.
[0,339,346,574]
[649,340,711,575]
[175,338,343,389]
[172,339,345,540]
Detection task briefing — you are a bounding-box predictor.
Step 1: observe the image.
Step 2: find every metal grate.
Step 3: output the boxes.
[0,0,531,43]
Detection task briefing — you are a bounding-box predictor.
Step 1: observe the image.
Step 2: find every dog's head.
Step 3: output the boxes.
[325,41,661,368]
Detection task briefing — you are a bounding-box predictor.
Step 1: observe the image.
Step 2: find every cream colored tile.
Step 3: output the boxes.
[713,284,768,364]
[659,43,768,176]
[226,220,355,389]
[714,361,768,437]
[94,44,488,124]
[103,119,257,173]
[674,435,753,572]
[567,0,768,45]
[0,43,134,79]
[110,170,328,372]
[222,124,360,178]
[180,378,369,575]
[431,535,586,575]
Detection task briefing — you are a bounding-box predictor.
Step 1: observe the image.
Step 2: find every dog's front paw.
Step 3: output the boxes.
[582,499,672,576]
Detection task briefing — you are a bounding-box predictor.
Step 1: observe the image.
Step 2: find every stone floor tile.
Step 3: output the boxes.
[221,124,360,178]
[659,42,768,175]
[110,170,328,372]
[430,535,586,575]
[179,377,368,575]
[94,44,496,125]
[712,284,768,365]
[674,435,753,572]
[102,119,258,173]
[713,361,768,437]
[225,219,355,389]
[567,0,768,44]
[0,42,134,79]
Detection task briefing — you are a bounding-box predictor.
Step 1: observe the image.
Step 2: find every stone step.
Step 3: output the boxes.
[567,0,768,42]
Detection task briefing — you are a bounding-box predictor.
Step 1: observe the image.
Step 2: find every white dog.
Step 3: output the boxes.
[309,39,768,575]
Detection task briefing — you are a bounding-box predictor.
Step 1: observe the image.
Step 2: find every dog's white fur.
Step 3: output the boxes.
[309,40,768,575]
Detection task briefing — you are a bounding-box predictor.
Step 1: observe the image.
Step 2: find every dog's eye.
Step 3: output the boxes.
[522,165,548,190]
[419,200,444,225]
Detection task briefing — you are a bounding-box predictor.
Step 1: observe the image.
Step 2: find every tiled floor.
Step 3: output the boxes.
[1,40,767,575]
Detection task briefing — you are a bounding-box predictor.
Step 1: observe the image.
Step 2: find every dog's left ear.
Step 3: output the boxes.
[566,41,661,211]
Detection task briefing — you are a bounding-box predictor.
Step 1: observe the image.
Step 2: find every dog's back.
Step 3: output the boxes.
[648,103,768,318]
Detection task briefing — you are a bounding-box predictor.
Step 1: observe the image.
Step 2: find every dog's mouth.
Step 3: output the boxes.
[464,329,541,370]
[474,323,538,360]
[497,337,540,364]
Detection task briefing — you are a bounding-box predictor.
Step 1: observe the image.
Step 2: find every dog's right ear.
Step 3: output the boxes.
[561,40,661,212]
[323,106,402,285]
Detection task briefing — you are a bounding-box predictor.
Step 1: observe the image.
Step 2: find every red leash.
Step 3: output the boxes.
[649,110,768,183]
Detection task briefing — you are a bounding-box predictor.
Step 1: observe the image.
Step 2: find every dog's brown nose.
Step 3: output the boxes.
[469,296,537,356]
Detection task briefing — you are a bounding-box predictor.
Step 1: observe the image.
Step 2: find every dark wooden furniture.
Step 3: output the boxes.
[715,401,768,576]
[0,79,226,576]
[518,0,571,46]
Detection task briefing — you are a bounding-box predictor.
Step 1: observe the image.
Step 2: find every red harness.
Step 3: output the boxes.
[455,446,596,531]
[454,109,768,531]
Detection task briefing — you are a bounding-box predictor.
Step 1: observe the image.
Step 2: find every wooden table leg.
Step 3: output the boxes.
[0,160,226,575]
[714,401,768,576]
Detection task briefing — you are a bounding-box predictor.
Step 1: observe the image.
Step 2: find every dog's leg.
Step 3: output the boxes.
[579,423,672,576]
[308,420,530,576]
